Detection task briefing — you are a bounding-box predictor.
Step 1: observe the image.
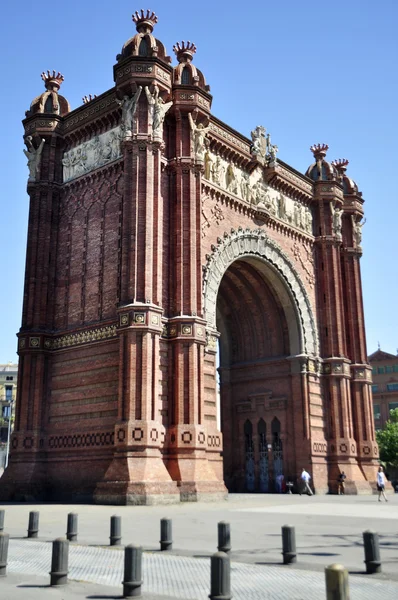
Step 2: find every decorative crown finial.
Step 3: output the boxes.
[331,158,349,172]
[41,70,64,91]
[173,41,197,63]
[310,143,329,160]
[132,9,158,33]
[82,94,97,104]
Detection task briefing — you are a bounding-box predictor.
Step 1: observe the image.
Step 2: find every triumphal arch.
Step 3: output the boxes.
[1,10,378,503]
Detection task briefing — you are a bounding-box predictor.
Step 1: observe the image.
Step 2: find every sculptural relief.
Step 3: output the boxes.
[24,136,45,181]
[201,148,313,236]
[62,126,123,182]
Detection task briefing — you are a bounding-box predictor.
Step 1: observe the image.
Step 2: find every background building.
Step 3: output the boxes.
[0,362,18,442]
[0,362,18,472]
[369,349,398,429]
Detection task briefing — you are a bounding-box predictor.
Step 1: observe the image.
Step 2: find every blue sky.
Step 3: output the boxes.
[0,0,397,361]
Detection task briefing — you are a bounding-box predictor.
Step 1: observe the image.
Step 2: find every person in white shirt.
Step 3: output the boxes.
[377,466,388,502]
[299,468,313,496]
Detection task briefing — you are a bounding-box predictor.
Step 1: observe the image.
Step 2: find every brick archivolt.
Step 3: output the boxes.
[203,228,319,357]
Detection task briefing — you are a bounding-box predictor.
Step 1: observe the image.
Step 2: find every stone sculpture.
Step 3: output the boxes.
[145,85,173,139]
[330,202,343,240]
[116,87,142,138]
[24,136,45,181]
[188,113,210,161]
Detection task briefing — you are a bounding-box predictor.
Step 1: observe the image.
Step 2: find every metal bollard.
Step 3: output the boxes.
[160,518,172,551]
[0,532,10,577]
[66,513,78,542]
[110,515,122,546]
[27,511,39,538]
[209,551,231,600]
[0,510,4,532]
[282,524,297,564]
[325,564,350,600]
[217,521,231,554]
[363,530,381,574]
[50,538,69,586]
[122,544,143,598]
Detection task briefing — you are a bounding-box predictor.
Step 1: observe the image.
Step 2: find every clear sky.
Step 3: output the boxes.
[0,0,397,362]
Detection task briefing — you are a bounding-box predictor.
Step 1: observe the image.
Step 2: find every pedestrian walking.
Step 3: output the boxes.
[377,466,388,502]
[276,473,284,493]
[299,468,313,496]
[337,471,346,495]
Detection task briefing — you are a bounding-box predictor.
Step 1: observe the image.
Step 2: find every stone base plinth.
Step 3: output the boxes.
[94,481,180,505]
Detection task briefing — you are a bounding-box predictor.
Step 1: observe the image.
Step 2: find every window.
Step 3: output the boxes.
[181,67,190,85]
[387,383,398,392]
[6,376,13,381]
[378,367,385,374]
[371,384,379,393]
[373,404,381,419]
[386,366,393,374]
[139,38,148,57]
[2,405,10,418]
[389,402,398,412]
[5,386,12,401]
[372,367,377,375]
[394,365,398,373]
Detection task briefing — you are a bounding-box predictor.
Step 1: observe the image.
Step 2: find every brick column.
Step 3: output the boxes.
[313,177,368,493]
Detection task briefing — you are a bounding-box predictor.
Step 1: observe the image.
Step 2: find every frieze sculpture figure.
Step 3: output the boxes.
[277,194,286,219]
[305,209,313,234]
[351,216,366,246]
[116,86,142,138]
[226,162,238,194]
[212,155,221,185]
[188,112,210,161]
[240,171,251,202]
[145,85,173,139]
[330,202,343,240]
[204,140,213,180]
[24,136,45,181]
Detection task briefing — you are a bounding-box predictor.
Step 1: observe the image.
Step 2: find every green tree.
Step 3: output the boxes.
[376,408,398,467]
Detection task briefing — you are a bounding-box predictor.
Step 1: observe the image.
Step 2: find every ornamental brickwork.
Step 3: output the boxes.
[0,10,378,503]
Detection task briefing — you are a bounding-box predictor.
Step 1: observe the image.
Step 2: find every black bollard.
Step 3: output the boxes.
[160,518,172,551]
[209,551,231,600]
[363,530,381,574]
[0,532,10,577]
[217,521,231,554]
[122,544,143,598]
[66,513,78,542]
[27,511,39,538]
[282,524,297,564]
[50,538,69,586]
[110,515,122,546]
[0,510,4,532]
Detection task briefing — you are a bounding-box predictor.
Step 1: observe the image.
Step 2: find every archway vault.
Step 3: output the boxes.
[203,228,319,357]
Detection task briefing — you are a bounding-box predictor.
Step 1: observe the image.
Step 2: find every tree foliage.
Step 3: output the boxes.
[376,408,398,467]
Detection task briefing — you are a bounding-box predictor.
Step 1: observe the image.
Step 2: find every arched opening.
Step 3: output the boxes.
[216,256,299,492]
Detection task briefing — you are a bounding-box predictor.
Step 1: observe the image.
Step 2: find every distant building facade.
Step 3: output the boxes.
[0,363,18,443]
[369,349,398,429]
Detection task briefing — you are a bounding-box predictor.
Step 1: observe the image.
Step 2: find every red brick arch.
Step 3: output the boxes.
[203,228,319,357]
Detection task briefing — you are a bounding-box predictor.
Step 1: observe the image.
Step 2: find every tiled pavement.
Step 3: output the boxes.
[6,539,398,600]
